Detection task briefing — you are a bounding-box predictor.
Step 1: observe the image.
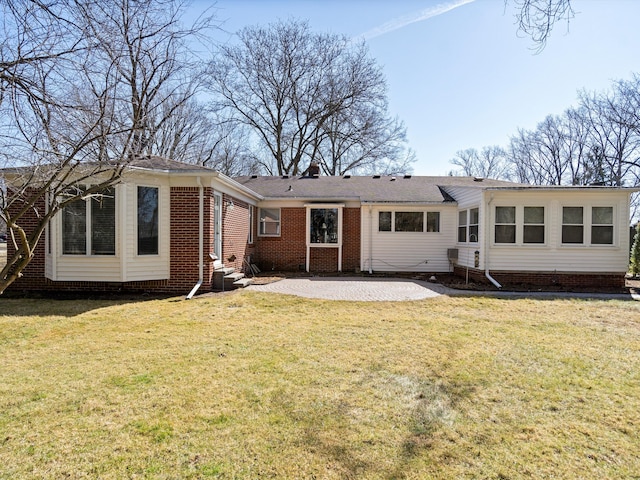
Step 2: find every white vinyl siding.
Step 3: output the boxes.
[362,205,457,273]
[486,190,630,273]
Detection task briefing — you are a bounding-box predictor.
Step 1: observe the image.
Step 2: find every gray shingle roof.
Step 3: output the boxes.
[235,175,518,203]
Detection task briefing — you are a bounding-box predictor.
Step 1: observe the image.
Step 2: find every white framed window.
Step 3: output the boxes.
[495,206,516,244]
[523,206,545,244]
[248,205,254,244]
[562,206,584,244]
[458,208,479,242]
[427,212,440,232]
[395,211,423,232]
[379,211,440,233]
[310,207,339,244]
[469,208,479,242]
[137,186,159,255]
[62,186,116,255]
[591,206,613,245]
[259,208,280,236]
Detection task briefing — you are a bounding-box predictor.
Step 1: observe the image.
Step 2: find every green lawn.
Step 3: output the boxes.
[1,292,639,479]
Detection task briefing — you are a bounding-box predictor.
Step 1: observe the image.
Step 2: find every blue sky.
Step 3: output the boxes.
[193,0,640,176]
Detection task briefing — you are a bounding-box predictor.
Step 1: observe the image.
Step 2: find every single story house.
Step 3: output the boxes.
[4,157,638,295]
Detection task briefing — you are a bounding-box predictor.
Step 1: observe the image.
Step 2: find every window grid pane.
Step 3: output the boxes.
[91,188,116,255]
[562,207,583,244]
[259,208,280,236]
[523,207,544,244]
[62,198,87,255]
[495,206,515,243]
[426,212,440,232]
[379,211,392,232]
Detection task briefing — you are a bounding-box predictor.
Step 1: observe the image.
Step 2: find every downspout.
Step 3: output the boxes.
[186,176,204,299]
[368,205,373,274]
[484,193,502,289]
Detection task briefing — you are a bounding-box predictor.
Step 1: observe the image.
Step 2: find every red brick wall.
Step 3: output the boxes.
[453,266,626,288]
[5,188,48,291]
[168,186,215,292]
[221,194,254,273]
[253,206,361,273]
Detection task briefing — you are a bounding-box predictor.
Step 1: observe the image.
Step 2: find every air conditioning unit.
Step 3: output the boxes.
[447,248,459,261]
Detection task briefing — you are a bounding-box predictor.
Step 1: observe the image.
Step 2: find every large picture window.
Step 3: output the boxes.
[379,211,440,233]
[310,208,338,244]
[138,186,159,255]
[62,187,115,255]
[395,211,423,232]
[259,208,280,236]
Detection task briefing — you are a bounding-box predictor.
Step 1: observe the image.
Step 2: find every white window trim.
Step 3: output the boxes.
[60,184,118,257]
[305,204,344,272]
[458,207,479,243]
[378,210,441,233]
[135,184,160,257]
[492,205,547,247]
[560,204,616,247]
[258,207,281,237]
[248,205,254,244]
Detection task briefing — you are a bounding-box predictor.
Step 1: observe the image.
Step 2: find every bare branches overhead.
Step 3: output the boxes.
[207,19,413,176]
[510,0,575,52]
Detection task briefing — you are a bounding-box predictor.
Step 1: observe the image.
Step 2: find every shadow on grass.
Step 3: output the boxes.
[0,292,178,317]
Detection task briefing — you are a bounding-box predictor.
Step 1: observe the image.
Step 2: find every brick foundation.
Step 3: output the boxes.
[453,266,626,288]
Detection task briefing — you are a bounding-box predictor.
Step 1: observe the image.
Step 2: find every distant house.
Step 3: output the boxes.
[4,157,638,295]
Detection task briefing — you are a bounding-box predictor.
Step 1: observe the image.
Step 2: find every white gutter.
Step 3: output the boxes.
[484,192,502,289]
[186,176,204,299]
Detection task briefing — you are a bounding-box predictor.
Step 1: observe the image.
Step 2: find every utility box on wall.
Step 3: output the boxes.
[447,249,459,262]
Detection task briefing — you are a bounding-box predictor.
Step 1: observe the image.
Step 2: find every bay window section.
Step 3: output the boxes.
[138,186,159,255]
[562,207,583,244]
[591,207,613,244]
[523,206,545,244]
[495,206,516,243]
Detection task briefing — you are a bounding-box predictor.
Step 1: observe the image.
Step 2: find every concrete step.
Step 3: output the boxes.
[215,266,235,275]
[233,277,254,288]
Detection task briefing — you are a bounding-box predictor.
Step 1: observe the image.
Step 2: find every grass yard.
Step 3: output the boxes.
[1,292,639,479]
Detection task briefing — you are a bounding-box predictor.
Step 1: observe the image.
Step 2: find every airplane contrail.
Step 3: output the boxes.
[357,0,476,41]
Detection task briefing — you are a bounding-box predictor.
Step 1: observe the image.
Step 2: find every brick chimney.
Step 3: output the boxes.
[308,162,320,177]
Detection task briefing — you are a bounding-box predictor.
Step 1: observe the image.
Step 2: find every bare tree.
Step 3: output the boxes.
[207,19,411,176]
[0,0,215,294]
[510,0,575,52]
[450,146,509,179]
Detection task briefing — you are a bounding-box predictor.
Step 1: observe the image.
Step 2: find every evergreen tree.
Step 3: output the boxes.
[631,223,640,277]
